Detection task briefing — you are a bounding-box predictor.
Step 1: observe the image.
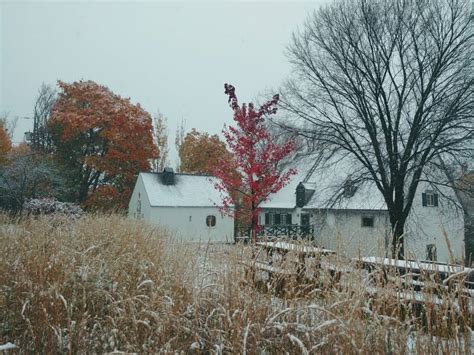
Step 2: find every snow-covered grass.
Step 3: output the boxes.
[0,214,472,353]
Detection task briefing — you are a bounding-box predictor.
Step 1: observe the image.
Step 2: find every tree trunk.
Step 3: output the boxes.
[391,221,405,260]
[251,208,257,243]
[78,174,91,202]
[250,192,257,243]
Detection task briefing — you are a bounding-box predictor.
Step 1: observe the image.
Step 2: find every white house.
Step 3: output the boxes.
[128,168,234,243]
[260,154,465,263]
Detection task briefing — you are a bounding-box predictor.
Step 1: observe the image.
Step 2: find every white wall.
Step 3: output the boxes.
[258,183,465,263]
[315,209,390,258]
[148,206,234,243]
[258,208,390,258]
[128,174,151,220]
[129,176,234,243]
[405,181,465,263]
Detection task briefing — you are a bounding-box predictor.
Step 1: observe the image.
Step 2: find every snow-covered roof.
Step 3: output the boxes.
[261,153,387,211]
[140,172,228,207]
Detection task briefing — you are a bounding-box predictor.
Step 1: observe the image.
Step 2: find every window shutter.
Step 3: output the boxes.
[287,214,292,225]
[265,213,270,225]
[434,194,439,207]
[422,193,427,207]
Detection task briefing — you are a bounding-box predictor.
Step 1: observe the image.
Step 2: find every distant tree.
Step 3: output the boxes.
[49,80,158,209]
[178,128,232,175]
[174,119,186,171]
[213,84,296,242]
[281,0,473,258]
[0,144,68,213]
[152,111,169,172]
[0,122,12,165]
[0,112,17,140]
[30,83,56,152]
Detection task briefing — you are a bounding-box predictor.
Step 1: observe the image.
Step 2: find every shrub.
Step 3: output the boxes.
[23,198,84,219]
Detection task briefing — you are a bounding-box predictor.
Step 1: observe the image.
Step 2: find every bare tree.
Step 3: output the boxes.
[31,83,56,152]
[174,119,186,172]
[152,110,169,172]
[280,0,473,258]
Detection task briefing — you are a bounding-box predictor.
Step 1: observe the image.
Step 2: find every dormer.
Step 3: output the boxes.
[296,182,315,208]
[343,176,357,198]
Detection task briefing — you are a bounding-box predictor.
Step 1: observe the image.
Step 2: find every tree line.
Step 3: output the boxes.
[0,80,239,213]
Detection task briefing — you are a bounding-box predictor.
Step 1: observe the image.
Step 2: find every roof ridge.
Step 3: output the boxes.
[141,171,214,178]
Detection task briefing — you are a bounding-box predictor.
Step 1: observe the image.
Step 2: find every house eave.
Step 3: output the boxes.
[260,206,296,210]
[260,205,388,212]
[150,205,233,208]
[303,207,388,212]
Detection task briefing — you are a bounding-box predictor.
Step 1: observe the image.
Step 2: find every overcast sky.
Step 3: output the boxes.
[1,0,326,162]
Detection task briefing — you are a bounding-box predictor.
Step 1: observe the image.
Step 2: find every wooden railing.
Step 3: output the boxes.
[235,224,314,242]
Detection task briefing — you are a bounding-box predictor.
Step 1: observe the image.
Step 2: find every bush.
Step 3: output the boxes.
[23,198,84,219]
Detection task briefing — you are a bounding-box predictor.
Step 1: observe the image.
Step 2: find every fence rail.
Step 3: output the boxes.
[235,224,314,242]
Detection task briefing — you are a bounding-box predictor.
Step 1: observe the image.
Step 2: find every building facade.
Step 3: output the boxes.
[129,169,234,243]
[259,155,465,263]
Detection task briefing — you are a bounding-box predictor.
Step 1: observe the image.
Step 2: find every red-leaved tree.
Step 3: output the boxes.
[213,84,296,242]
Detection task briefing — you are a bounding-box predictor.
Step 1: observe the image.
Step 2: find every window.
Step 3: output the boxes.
[274,214,281,225]
[264,212,292,225]
[422,191,438,207]
[206,215,216,227]
[361,216,374,228]
[426,244,437,261]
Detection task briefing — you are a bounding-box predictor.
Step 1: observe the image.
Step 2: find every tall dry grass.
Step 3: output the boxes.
[0,214,472,353]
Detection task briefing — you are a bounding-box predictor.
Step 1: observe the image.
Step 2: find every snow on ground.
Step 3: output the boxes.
[0,342,17,351]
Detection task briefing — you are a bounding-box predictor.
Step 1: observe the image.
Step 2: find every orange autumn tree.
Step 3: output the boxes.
[49,80,158,210]
[177,128,251,226]
[177,128,233,175]
[0,122,12,165]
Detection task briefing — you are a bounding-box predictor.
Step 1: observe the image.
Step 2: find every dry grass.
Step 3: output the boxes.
[0,214,472,353]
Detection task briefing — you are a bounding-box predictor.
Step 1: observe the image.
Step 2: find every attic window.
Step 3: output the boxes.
[422,191,438,207]
[206,215,216,227]
[361,216,374,228]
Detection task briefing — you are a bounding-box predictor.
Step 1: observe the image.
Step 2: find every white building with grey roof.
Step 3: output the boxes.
[259,154,465,263]
[128,168,234,243]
